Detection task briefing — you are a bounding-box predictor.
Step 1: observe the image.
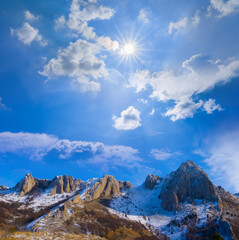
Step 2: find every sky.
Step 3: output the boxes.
[1,0,239,193]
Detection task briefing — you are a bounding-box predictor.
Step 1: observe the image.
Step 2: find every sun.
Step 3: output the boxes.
[115,29,145,66]
[121,43,135,56]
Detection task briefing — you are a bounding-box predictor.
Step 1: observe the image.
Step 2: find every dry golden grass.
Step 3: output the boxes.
[0,230,106,240]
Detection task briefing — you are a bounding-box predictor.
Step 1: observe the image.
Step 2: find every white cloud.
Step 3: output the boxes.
[54,15,66,29]
[168,11,200,34]
[97,36,119,51]
[128,54,239,121]
[40,39,107,92]
[0,132,58,161]
[192,10,200,26]
[113,106,141,130]
[11,22,47,46]
[24,10,39,22]
[128,69,151,93]
[0,132,143,169]
[203,98,223,114]
[138,8,149,24]
[69,1,115,22]
[208,0,239,17]
[55,0,118,51]
[151,149,180,161]
[164,99,203,121]
[202,129,239,192]
[168,17,188,34]
[150,108,155,115]
[72,76,101,93]
[138,98,148,104]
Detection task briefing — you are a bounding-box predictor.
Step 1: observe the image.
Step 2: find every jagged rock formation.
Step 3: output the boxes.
[14,174,81,197]
[85,175,131,202]
[49,175,81,195]
[1,160,239,240]
[159,160,221,211]
[144,174,162,189]
[0,185,8,190]
[15,173,39,197]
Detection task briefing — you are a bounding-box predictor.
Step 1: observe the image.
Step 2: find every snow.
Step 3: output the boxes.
[0,175,222,239]
[0,177,98,210]
[109,183,220,239]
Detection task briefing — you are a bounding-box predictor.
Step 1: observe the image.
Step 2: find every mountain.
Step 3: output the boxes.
[0,160,239,240]
[159,160,221,212]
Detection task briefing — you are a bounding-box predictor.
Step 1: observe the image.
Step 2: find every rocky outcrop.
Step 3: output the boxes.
[159,160,221,212]
[14,174,81,197]
[85,175,132,202]
[15,174,38,197]
[144,174,162,189]
[0,185,8,190]
[49,175,81,195]
[119,181,132,190]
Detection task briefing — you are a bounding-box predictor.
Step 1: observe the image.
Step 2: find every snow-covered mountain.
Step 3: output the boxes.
[0,160,238,240]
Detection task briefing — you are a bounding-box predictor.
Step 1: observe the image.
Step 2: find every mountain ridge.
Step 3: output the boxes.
[0,160,239,240]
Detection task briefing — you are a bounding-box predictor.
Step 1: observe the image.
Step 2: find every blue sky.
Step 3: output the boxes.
[1,0,239,192]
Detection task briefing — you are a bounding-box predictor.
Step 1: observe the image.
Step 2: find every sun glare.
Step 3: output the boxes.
[116,29,145,66]
[121,43,135,56]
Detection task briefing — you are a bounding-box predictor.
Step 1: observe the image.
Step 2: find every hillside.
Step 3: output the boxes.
[0,160,238,240]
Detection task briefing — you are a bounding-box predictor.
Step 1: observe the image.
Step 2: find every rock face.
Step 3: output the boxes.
[49,175,81,195]
[144,174,162,189]
[85,175,131,202]
[14,174,81,197]
[159,160,220,211]
[15,174,38,197]
[0,185,8,190]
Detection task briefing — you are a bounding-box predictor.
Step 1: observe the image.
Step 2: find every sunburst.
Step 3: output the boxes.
[116,29,145,67]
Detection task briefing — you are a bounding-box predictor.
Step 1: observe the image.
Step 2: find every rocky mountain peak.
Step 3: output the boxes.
[144,174,162,189]
[0,185,8,190]
[85,174,132,201]
[159,160,221,212]
[15,173,36,197]
[49,175,81,195]
[179,160,199,169]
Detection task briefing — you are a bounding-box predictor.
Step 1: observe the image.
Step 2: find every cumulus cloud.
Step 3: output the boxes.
[24,10,39,22]
[97,36,119,51]
[0,132,143,169]
[55,15,66,29]
[11,22,47,46]
[113,106,141,130]
[208,0,239,17]
[128,54,239,120]
[40,39,108,92]
[168,11,200,34]
[0,132,58,161]
[203,98,223,114]
[164,99,203,121]
[151,149,181,161]
[198,129,239,192]
[138,8,150,24]
[55,0,118,51]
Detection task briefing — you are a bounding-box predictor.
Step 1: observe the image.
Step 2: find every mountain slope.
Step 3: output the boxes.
[0,160,238,240]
